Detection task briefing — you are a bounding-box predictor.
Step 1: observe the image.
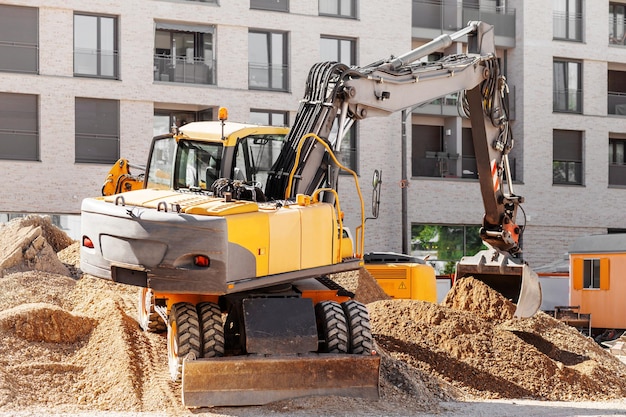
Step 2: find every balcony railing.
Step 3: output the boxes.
[553,89,582,113]
[248,62,289,91]
[553,11,583,41]
[412,0,515,39]
[154,55,215,85]
[75,48,119,79]
[0,41,38,74]
[608,91,626,115]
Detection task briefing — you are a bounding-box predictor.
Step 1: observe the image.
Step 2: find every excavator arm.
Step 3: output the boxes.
[266,21,541,317]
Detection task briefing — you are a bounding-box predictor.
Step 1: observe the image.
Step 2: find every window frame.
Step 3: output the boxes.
[553,129,583,186]
[319,0,357,19]
[0,4,39,74]
[74,13,119,79]
[249,109,289,127]
[0,92,39,161]
[553,0,583,42]
[610,2,626,45]
[248,29,289,92]
[153,108,213,137]
[75,97,120,164]
[250,0,289,12]
[609,137,626,186]
[154,23,216,85]
[553,59,582,113]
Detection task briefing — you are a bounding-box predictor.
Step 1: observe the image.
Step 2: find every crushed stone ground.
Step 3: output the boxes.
[1,215,625,416]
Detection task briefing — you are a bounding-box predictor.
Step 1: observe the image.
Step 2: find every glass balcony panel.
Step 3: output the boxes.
[153,55,215,85]
[608,92,626,115]
[412,1,515,40]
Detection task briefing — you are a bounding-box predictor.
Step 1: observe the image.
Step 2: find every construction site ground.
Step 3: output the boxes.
[1,216,626,417]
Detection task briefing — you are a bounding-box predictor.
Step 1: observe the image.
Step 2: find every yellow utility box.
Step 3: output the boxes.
[363,252,437,303]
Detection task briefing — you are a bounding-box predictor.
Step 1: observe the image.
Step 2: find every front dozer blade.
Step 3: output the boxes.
[455,247,542,318]
[181,353,380,407]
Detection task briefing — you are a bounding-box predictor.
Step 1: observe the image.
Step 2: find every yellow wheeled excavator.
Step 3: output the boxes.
[80,21,541,408]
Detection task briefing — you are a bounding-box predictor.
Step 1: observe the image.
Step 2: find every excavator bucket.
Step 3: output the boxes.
[455,247,542,318]
[181,353,380,407]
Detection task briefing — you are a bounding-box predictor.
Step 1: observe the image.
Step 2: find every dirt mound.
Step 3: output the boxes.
[1,216,626,414]
[0,302,93,343]
[370,277,626,401]
[0,216,71,277]
[442,275,517,322]
[331,267,391,304]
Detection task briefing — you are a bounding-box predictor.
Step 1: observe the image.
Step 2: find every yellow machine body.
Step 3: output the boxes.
[365,262,437,302]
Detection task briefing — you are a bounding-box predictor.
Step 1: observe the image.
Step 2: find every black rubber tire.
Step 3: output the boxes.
[342,300,374,355]
[137,288,165,333]
[315,301,349,353]
[167,302,201,382]
[197,302,225,358]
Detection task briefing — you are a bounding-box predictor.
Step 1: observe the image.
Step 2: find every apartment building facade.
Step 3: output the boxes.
[0,0,624,271]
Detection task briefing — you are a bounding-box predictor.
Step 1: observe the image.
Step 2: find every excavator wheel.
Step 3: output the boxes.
[341,300,374,354]
[197,302,225,358]
[168,302,201,382]
[315,301,349,353]
[137,288,165,333]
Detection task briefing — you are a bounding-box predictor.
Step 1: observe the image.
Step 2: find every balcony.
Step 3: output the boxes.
[412,0,515,47]
[154,55,215,85]
[608,91,626,115]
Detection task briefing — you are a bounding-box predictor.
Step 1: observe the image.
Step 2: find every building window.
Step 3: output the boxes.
[0,92,38,161]
[412,124,460,178]
[153,108,213,136]
[573,257,610,290]
[75,98,119,164]
[610,3,626,45]
[553,0,582,41]
[553,60,582,113]
[609,138,626,186]
[154,23,215,85]
[248,30,288,91]
[553,129,583,185]
[251,0,289,12]
[0,5,38,74]
[320,36,357,171]
[411,224,486,274]
[319,0,357,18]
[250,109,288,126]
[74,14,118,79]
[583,259,601,289]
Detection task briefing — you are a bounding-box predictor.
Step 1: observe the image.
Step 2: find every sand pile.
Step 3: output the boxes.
[0,215,72,277]
[1,215,626,415]
[370,277,626,401]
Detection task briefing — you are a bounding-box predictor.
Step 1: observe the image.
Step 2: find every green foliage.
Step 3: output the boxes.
[411,224,487,270]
